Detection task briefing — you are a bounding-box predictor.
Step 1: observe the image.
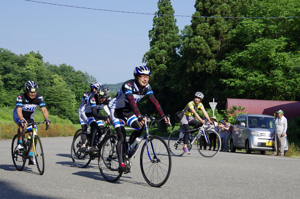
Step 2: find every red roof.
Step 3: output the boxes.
[226,98,300,120]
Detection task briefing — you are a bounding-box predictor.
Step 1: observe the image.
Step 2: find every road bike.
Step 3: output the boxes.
[168,123,221,157]
[98,115,172,187]
[11,122,48,175]
[71,123,115,168]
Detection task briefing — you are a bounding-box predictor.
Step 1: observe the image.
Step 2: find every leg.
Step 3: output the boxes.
[279,135,286,156]
[274,134,279,155]
[89,122,98,147]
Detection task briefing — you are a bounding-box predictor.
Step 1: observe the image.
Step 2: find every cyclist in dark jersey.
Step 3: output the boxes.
[109,66,169,173]
[78,81,101,135]
[84,85,111,152]
[13,81,51,165]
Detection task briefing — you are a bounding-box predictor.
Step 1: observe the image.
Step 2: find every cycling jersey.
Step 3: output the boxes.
[109,79,164,117]
[78,91,93,125]
[13,93,46,121]
[183,101,204,117]
[85,93,110,125]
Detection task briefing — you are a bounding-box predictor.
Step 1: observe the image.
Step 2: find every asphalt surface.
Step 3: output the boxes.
[0,136,299,199]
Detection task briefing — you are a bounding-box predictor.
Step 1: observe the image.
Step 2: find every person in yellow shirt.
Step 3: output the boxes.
[180,92,212,154]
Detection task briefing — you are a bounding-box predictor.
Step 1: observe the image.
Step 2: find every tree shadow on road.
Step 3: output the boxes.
[0,180,55,199]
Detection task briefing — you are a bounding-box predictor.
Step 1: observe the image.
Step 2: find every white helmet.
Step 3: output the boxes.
[90,81,101,90]
[133,66,151,76]
[195,91,204,99]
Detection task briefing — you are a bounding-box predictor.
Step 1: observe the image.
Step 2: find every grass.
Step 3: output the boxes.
[0,107,78,139]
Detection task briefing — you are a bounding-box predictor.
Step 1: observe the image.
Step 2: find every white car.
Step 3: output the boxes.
[230,114,288,154]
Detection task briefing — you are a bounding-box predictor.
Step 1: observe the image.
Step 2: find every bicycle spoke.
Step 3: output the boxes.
[71,132,91,168]
[197,131,221,157]
[34,136,45,175]
[98,135,122,182]
[11,135,26,171]
[140,136,171,187]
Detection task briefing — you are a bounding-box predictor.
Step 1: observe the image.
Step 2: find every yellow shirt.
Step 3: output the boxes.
[183,101,204,117]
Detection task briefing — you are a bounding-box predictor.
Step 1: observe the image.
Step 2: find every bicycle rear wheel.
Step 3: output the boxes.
[34,135,45,175]
[140,136,172,187]
[197,131,221,158]
[73,129,83,140]
[71,132,91,168]
[168,130,193,156]
[11,134,26,171]
[98,135,122,182]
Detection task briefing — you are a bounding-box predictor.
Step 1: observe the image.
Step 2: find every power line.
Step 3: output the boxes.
[25,0,300,19]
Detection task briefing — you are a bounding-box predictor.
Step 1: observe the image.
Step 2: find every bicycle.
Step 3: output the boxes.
[98,115,172,187]
[71,123,115,168]
[11,122,48,175]
[168,123,221,157]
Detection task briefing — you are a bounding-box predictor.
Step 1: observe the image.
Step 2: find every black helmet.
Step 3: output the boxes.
[25,80,38,92]
[97,85,110,98]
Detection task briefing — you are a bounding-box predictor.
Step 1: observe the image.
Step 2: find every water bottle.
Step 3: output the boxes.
[189,134,193,141]
[130,138,142,155]
[179,132,184,139]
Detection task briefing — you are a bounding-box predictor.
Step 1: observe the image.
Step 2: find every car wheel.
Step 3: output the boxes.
[260,151,265,155]
[230,139,236,152]
[245,140,251,154]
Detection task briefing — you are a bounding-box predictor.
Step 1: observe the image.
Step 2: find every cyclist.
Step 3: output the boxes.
[78,81,101,135]
[13,80,51,165]
[84,85,111,152]
[109,65,169,173]
[179,92,212,154]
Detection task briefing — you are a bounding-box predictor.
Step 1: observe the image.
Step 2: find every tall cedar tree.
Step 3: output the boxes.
[142,0,181,115]
[178,0,240,107]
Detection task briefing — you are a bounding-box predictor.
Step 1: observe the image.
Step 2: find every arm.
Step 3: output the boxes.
[41,107,49,123]
[91,106,108,121]
[17,107,24,121]
[103,105,110,116]
[282,118,288,136]
[147,93,164,117]
[189,106,205,124]
[201,108,212,124]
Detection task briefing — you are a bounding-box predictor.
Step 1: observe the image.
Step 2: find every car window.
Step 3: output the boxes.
[235,116,240,125]
[248,116,275,129]
[240,116,247,126]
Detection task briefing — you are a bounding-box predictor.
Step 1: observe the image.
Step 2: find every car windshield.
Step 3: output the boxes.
[248,116,275,129]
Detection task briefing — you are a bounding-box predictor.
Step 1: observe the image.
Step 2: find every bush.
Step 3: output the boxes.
[287,116,300,146]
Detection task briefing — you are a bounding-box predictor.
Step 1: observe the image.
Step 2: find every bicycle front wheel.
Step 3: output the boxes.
[98,135,122,182]
[71,132,91,168]
[197,131,221,158]
[140,136,172,187]
[34,135,45,175]
[11,134,26,171]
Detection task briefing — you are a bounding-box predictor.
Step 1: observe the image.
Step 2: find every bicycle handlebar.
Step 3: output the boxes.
[22,121,50,133]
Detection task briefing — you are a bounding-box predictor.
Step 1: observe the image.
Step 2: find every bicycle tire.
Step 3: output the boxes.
[71,132,91,168]
[140,136,172,187]
[34,135,45,175]
[168,130,193,156]
[11,134,26,171]
[73,129,83,140]
[197,130,221,158]
[98,135,122,182]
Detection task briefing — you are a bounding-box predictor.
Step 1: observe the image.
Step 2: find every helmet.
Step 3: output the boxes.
[133,66,151,76]
[194,91,204,99]
[25,80,38,92]
[97,85,110,98]
[90,81,101,90]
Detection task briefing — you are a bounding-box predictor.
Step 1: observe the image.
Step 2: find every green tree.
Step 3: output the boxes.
[142,0,181,115]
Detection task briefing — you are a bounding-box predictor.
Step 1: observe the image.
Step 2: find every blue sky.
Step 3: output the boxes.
[1,0,196,84]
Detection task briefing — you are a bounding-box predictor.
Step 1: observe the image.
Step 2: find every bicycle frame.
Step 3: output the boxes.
[185,125,216,146]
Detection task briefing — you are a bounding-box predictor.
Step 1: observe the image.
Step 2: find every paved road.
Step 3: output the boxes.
[0,136,299,199]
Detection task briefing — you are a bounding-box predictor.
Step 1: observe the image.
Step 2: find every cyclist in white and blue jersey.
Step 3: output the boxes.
[78,81,101,135]
[109,66,169,173]
[84,85,111,152]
